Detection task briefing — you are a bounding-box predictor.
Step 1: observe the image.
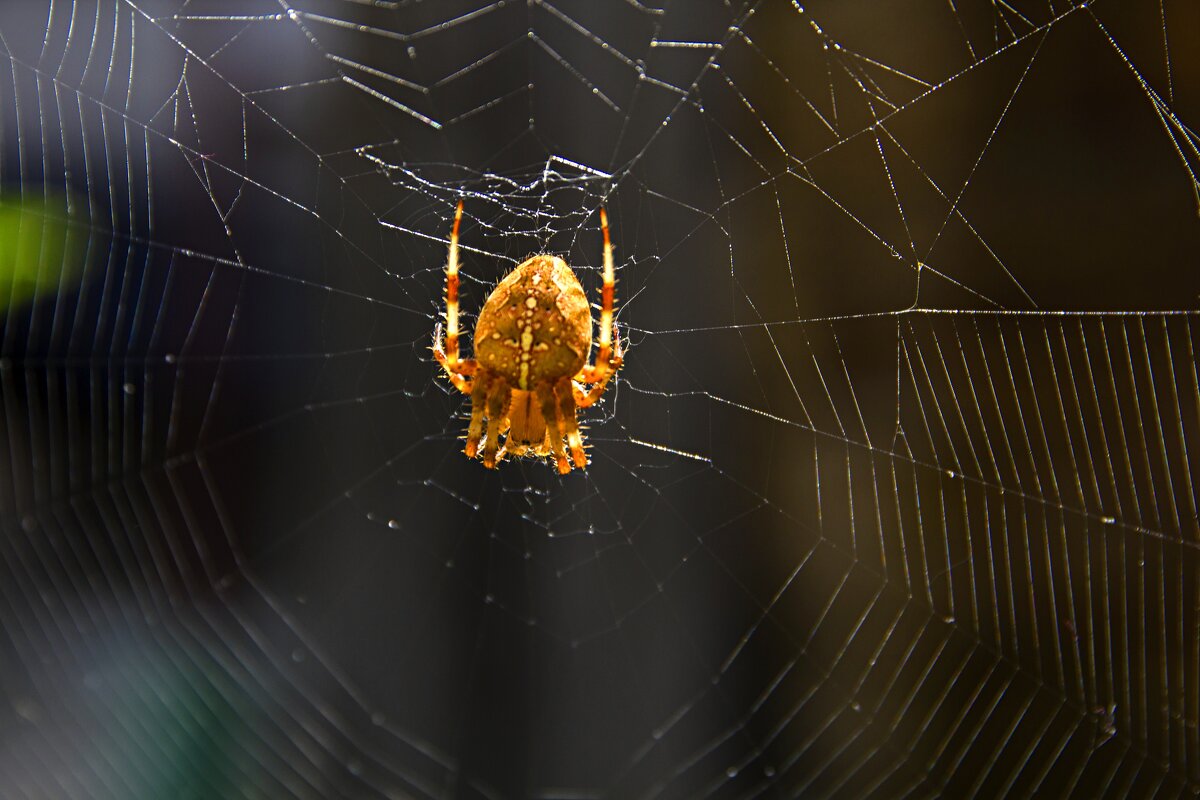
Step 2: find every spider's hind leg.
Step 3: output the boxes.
[481,378,511,469]
[539,382,572,474]
[464,374,489,459]
[556,378,587,469]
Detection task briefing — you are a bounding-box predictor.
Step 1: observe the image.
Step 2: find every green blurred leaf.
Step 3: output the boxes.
[0,194,88,315]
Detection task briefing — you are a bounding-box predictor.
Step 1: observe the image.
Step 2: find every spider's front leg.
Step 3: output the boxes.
[434,200,478,394]
[433,322,477,393]
[572,323,623,408]
[572,207,622,407]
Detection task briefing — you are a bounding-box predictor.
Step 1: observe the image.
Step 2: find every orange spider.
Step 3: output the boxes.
[433,202,623,473]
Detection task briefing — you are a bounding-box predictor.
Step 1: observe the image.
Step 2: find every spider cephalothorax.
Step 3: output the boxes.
[433,202,622,473]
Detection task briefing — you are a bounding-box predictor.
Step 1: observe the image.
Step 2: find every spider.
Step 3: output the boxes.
[433,202,623,473]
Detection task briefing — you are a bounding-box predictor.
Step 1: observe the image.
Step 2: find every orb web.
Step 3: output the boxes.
[1,1,1198,797]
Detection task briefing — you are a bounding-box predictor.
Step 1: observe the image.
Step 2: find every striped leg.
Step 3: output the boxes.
[434,200,477,391]
[433,324,475,392]
[445,200,465,366]
[573,207,620,393]
[464,374,489,459]
[557,378,587,468]
[572,324,622,408]
[482,378,511,469]
[597,207,616,372]
[539,382,572,474]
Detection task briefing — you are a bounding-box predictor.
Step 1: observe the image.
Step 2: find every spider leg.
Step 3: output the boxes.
[494,407,512,461]
[434,324,478,376]
[482,378,511,469]
[594,208,617,373]
[443,200,465,363]
[572,324,623,408]
[433,324,476,392]
[572,209,620,386]
[571,381,600,408]
[464,373,489,459]
[556,377,587,469]
[498,414,523,458]
[434,201,478,394]
[539,382,572,474]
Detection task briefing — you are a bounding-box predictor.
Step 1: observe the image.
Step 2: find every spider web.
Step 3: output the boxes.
[2,0,1199,797]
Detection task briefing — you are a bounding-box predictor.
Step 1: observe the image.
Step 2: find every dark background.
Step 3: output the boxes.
[2,1,1199,797]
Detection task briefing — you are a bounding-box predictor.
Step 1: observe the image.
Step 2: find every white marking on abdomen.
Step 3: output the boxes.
[518,314,535,389]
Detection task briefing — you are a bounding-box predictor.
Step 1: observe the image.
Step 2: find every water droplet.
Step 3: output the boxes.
[14,697,40,722]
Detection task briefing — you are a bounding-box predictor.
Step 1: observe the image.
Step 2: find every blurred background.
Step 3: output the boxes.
[1,1,1199,797]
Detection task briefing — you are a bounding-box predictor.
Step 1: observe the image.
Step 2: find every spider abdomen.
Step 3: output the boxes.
[473,255,592,390]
